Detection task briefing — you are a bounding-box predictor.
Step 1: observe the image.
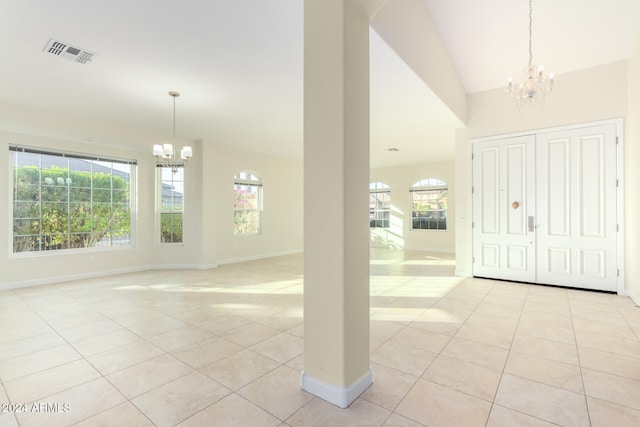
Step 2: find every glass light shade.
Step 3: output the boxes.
[153,144,164,156]
[163,144,173,157]
[180,146,193,160]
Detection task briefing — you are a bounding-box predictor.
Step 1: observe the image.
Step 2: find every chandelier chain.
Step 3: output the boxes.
[528,0,533,67]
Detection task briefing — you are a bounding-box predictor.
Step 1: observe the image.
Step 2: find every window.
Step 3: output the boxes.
[158,166,184,243]
[234,171,262,235]
[410,178,447,230]
[11,146,135,253]
[369,182,391,228]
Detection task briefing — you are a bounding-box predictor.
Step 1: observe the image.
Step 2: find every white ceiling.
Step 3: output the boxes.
[424,0,640,94]
[0,1,638,168]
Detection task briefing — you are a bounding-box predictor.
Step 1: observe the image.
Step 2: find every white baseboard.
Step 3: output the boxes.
[300,369,372,409]
[0,265,150,291]
[455,269,471,277]
[629,290,640,307]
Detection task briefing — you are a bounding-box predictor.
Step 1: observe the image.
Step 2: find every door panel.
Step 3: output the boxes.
[472,135,536,282]
[472,123,618,291]
[536,125,617,291]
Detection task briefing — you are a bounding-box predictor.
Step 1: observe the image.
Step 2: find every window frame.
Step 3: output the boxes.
[410,178,448,231]
[369,182,391,229]
[233,171,263,236]
[10,145,136,256]
[157,165,185,244]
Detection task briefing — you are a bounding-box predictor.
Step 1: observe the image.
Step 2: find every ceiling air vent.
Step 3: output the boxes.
[43,38,95,64]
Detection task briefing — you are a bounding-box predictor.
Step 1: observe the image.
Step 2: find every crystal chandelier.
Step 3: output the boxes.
[505,0,554,110]
[153,91,193,173]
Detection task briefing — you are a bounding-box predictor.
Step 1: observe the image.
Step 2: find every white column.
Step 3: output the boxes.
[301,0,372,408]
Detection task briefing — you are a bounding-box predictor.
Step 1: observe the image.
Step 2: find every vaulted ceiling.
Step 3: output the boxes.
[0,1,638,168]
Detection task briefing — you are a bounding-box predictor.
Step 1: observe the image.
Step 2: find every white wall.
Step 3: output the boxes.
[0,131,155,288]
[455,61,629,289]
[211,144,303,264]
[371,0,466,124]
[370,160,455,253]
[0,111,304,289]
[626,37,640,305]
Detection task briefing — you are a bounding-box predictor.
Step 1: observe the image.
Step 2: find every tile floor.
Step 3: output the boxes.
[0,249,639,426]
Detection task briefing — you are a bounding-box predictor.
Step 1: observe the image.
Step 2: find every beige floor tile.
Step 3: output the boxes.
[510,333,580,365]
[522,299,571,317]
[87,339,164,375]
[4,359,100,403]
[370,340,437,377]
[249,332,303,364]
[287,397,390,427]
[395,379,492,427]
[172,336,243,368]
[0,332,66,364]
[223,323,282,347]
[571,306,627,325]
[73,401,154,427]
[466,311,519,333]
[369,307,424,323]
[494,374,589,426]
[504,351,584,393]
[4,251,639,427]
[195,314,252,335]
[382,413,425,427]
[516,320,576,345]
[0,412,19,427]
[0,316,53,345]
[587,396,640,427]
[0,344,81,382]
[575,330,640,358]
[255,314,303,332]
[106,353,194,399]
[360,363,418,411]
[579,346,640,381]
[238,365,313,420]
[132,371,230,427]
[370,320,406,341]
[519,307,574,329]
[199,349,280,391]
[71,328,141,357]
[582,368,640,410]
[147,325,212,352]
[572,316,637,341]
[178,393,280,427]
[486,404,557,427]
[390,326,451,354]
[441,337,508,371]
[15,378,125,427]
[455,322,514,349]
[111,309,168,327]
[57,319,122,342]
[474,301,523,318]
[409,313,463,336]
[127,316,189,339]
[41,309,107,331]
[423,354,502,401]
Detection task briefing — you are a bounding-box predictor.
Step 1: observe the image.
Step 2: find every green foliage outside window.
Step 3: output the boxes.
[160,212,183,243]
[13,165,131,252]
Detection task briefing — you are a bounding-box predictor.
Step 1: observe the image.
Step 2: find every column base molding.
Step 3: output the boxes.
[300,369,373,409]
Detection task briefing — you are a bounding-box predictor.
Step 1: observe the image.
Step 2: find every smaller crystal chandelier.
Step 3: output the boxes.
[153,91,193,173]
[505,0,554,110]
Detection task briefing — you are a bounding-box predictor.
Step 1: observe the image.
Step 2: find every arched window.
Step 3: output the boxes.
[234,171,262,235]
[410,178,447,230]
[369,182,391,228]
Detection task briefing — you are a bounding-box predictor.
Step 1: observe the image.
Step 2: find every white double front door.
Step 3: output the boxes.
[472,123,619,292]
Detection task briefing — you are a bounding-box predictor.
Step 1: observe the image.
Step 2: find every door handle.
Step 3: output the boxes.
[528,216,535,232]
